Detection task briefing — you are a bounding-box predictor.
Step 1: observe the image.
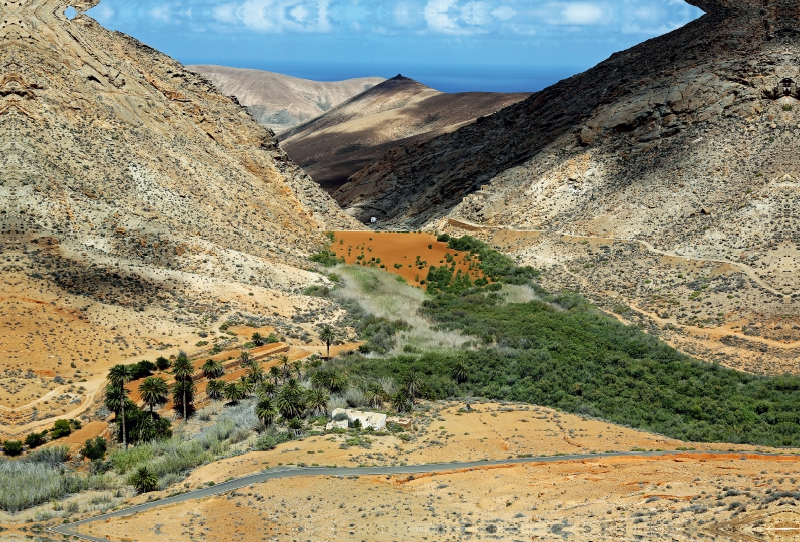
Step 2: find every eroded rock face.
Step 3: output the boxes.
[336,0,800,372]
[0,0,360,434]
[0,0,357,262]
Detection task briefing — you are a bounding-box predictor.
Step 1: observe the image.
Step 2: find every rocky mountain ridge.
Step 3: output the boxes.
[188,65,384,133]
[280,75,529,192]
[335,0,800,373]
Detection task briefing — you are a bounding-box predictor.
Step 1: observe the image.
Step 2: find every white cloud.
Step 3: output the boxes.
[461,2,490,26]
[88,0,703,40]
[150,6,174,23]
[234,0,331,32]
[212,4,240,24]
[423,0,462,34]
[491,5,515,21]
[560,2,605,25]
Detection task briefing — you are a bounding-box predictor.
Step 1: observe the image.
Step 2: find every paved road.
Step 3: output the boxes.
[51,450,800,541]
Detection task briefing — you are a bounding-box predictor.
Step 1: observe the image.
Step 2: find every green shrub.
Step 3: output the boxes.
[130,466,158,494]
[3,441,22,457]
[24,431,47,449]
[310,250,344,267]
[81,437,108,462]
[50,420,72,439]
[155,356,171,371]
[254,431,293,451]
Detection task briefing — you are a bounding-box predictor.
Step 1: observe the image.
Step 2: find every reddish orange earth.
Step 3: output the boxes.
[331,231,483,287]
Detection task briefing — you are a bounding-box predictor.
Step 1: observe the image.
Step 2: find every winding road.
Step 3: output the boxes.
[51,449,800,541]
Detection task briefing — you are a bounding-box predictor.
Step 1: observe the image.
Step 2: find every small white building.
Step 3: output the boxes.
[327,408,387,431]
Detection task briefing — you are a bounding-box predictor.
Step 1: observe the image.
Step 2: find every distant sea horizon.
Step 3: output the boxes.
[184,60,580,94]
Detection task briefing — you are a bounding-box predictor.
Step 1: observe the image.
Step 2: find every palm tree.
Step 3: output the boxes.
[103,383,130,416]
[269,366,281,385]
[245,360,264,385]
[276,379,306,419]
[202,359,224,379]
[319,325,335,359]
[404,371,422,403]
[139,376,168,416]
[206,379,225,400]
[307,388,330,416]
[279,355,292,380]
[257,380,277,398]
[223,381,246,404]
[171,380,195,420]
[238,375,255,397]
[315,370,346,393]
[452,360,468,384]
[391,391,412,414]
[130,466,158,494]
[365,383,387,409]
[171,352,194,422]
[108,364,133,447]
[238,348,252,367]
[251,332,265,347]
[291,360,303,380]
[255,396,277,429]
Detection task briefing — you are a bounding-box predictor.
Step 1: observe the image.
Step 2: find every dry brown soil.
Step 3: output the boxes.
[330,231,482,287]
[78,402,800,542]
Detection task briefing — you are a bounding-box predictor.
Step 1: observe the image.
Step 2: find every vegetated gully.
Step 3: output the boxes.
[52,450,800,541]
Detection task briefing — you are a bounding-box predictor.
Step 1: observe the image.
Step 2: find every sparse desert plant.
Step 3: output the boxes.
[130,466,158,494]
[254,431,293,451]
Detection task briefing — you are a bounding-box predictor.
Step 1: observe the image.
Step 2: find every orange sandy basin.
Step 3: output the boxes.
[330,231,483,287]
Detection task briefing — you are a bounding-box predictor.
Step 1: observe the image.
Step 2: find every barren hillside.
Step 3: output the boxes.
[280,75,529,192]
[0,0,361,436]
[335,0,800,373]
[188,65,384,133]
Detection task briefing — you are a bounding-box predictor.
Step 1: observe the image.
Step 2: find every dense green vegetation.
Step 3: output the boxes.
[322,235,800,448]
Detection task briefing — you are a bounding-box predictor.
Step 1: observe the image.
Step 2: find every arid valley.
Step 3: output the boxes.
[2,0,800,541]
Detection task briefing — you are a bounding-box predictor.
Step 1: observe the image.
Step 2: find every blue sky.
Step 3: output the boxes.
[87,0,703,92]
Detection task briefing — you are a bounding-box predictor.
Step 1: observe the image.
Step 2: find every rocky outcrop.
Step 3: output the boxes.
[280,75,529,192]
